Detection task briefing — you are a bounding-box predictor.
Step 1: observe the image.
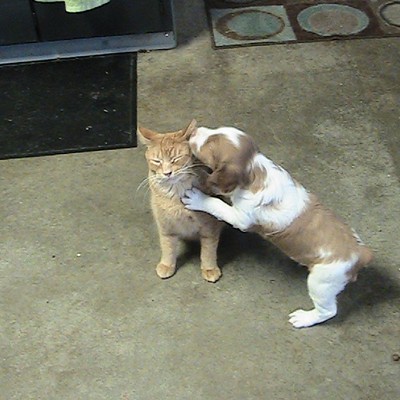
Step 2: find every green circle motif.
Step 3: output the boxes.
[216,10,285,40]
[297,4,369,36]
[380,1,400,27]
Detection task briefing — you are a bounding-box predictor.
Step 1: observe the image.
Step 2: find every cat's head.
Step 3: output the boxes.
[138,120,198,184]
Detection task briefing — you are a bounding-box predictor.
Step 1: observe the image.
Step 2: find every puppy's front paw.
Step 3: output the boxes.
[181,188,208,211]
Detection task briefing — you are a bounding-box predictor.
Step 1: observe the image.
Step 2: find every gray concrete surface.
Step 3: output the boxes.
[1,1,399,399]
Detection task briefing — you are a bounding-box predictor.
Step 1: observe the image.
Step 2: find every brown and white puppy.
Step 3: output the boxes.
[182,124,373,328]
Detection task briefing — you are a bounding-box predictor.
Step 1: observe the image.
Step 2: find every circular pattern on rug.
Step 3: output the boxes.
[215,10,285,40]
[297,4,370,36]
[380,1,400,27]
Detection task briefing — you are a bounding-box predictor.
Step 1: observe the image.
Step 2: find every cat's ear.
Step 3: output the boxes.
[137,126,157,146]
[181,119,197,140]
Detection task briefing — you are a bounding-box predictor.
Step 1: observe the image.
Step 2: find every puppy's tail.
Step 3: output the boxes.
[348,245,374,282]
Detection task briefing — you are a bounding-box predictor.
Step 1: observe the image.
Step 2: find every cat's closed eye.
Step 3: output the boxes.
[171,156,184,163]
[151,159,162,165]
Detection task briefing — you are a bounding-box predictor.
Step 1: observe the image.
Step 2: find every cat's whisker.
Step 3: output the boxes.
[137,175,155,188]
[176,165,205,177]
[136,175,162,198]
[188,159,210,168]
[176,171,197,178]
[136,177,150,192]
[134,178,152,202]
[177,163,205,174]
[189,162,207,168]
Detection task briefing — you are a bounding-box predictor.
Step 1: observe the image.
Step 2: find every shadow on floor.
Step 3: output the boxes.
[177,226,400,326]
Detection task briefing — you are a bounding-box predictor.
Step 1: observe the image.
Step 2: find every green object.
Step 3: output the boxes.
[34,0,111,13]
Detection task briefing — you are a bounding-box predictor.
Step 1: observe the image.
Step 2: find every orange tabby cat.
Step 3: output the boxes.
[138,120,223,282]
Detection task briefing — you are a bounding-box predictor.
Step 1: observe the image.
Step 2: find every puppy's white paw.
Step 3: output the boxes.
[289,309,320,328]
[288,309,336,328]
[182,188,208,211]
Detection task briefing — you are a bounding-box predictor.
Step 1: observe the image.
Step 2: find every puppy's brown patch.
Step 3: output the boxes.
[253,193,373,278]
[248,163,268,194]
[197,133,258,193]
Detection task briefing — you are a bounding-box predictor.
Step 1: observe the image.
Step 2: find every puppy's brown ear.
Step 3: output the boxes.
[137,126,158,146]
[207,164,243,194]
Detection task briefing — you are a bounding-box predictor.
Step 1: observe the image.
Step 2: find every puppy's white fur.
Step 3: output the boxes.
[183,126,373,328]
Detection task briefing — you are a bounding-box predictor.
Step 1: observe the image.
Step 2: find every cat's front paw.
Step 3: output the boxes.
[156,263,176,279]
[181,188,208,212]
[202,267,222,283]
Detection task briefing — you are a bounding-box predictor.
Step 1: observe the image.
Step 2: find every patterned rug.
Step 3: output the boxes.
[205,0,400,48]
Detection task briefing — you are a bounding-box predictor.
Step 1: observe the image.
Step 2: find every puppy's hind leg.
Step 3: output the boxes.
[289,259,354,328]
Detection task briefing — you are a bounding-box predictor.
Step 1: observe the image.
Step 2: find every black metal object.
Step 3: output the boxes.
[0,0,175,64]
[0,0,37,45]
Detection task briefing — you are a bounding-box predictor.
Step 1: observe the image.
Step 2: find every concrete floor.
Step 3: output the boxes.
[1,1,400,399]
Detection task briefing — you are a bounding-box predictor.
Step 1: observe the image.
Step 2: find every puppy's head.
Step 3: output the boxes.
[189,127,258,195]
